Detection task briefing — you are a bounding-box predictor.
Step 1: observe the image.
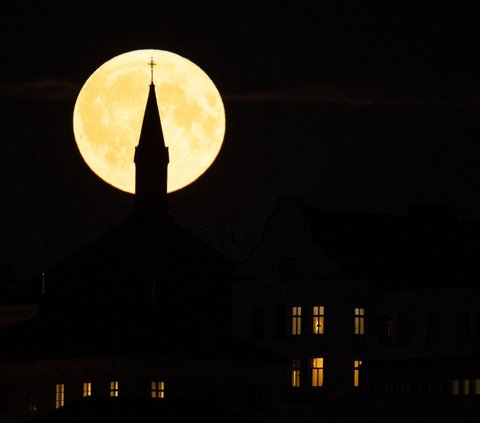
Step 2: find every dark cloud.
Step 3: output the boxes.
[225,82,480,110]
[0,80,80,101]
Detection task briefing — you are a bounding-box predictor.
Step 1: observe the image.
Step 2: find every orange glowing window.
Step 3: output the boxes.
[291,359,301,388]
[354,360,362,387]
[82,382,92,397]
[151,381,165,398]
[311,357,324,388]
[313,306,325,334]
[355,307,365,335]
[110,381,119,397]
[291,306,302,335]
[55,383,64,409]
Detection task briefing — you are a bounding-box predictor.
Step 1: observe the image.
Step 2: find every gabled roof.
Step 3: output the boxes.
[307,203,480,287]
[236,196,480,288]
[12,213,234,305]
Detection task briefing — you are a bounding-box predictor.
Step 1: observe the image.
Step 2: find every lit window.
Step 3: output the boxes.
[291,359,301,388]
[474,379,480,395]
[354,360,362,387]
[452,380,460,396]
[311,357,324,388]
[55,384,64,409]
[463,379,470,395]
[151,381,165,398]
[313,306,325,335]
[110,381,119,397]
[355,308,365,335]
[83,382,92,397]
[291,306,302,335]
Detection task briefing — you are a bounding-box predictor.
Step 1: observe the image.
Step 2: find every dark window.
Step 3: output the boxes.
[0,385,9,412]
[379,315,394,346]
[251,305,265,338]
[457,312,471,344]
[278,257,298,282]
[398,314,411,346]
[274,305,286,337]
[475,312,480,344]
[426,313,440,345]
[247,383,263,413]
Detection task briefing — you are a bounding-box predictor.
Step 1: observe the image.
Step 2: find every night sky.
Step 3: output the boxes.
[1,1,479,282]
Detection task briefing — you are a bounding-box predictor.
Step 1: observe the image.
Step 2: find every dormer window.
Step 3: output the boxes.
[278,257,298,282]
[151,381,165,398]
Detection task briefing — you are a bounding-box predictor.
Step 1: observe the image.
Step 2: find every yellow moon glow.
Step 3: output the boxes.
[73,49,226,193]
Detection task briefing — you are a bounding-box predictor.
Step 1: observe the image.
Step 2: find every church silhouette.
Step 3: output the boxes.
[1,66,480,423]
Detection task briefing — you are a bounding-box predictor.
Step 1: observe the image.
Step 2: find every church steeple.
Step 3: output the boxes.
[133,58,169,216]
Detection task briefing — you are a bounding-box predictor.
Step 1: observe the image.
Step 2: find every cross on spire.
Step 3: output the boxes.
[148,57,157,84]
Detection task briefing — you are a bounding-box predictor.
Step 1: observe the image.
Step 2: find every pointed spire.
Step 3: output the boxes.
[133,59,170,217]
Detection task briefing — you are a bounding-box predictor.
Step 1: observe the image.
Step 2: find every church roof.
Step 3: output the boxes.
[0,214,284,364]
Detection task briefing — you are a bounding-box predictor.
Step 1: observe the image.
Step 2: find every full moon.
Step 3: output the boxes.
[73,49,226,193]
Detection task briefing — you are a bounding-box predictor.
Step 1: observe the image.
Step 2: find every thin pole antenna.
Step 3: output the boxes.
[41,272,46,294]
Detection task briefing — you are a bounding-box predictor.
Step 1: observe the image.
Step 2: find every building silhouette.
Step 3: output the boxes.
[232,196,480,422]
[1,73,480,422]
[0,76,285,423]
